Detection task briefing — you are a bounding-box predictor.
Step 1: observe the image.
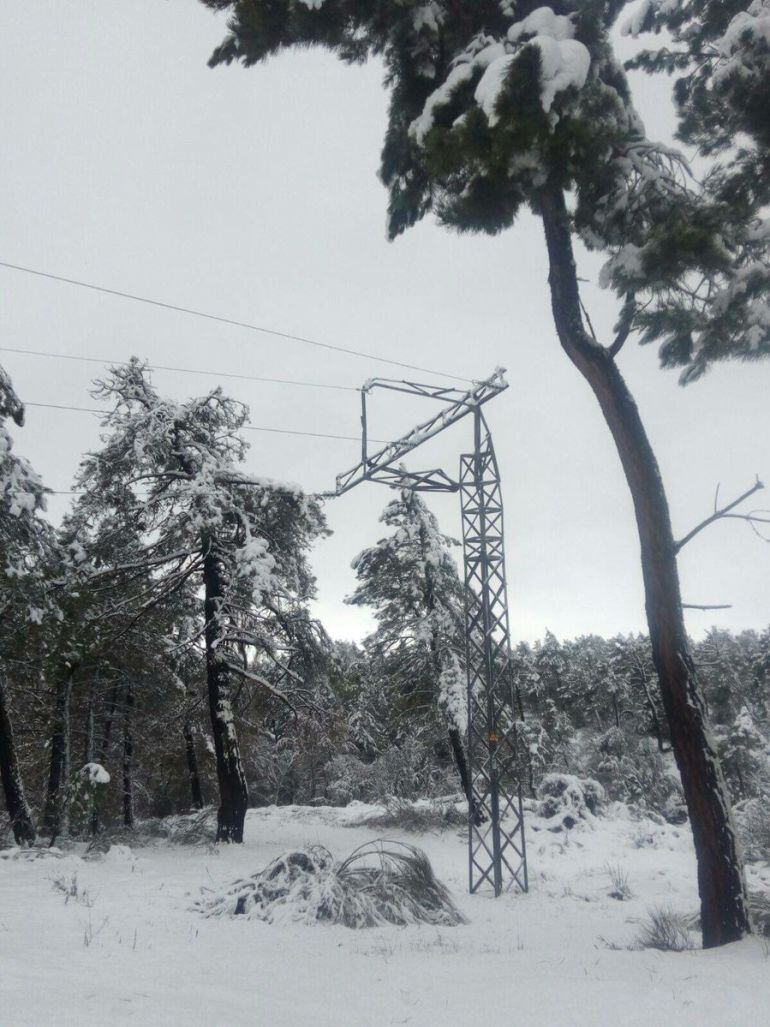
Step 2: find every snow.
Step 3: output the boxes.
[508,7,576,43]
[2,803,769,1025]
[474,56,517,126]
[621,0,653,38]
[409,62,476,144]
[526,36,591,114]
[81,762,111,785]
[713,0,770,85]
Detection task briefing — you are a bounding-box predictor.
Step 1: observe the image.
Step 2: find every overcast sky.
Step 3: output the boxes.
[1,1,767,644]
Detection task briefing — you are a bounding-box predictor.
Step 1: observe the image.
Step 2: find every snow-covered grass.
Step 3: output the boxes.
[2,802,769,1025]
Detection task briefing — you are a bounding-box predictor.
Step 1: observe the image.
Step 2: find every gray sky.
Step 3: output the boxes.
[1,0,767,644]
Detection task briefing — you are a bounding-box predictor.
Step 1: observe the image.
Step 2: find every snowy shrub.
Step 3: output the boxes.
[634,906,695,951]
[360,797,466,833]
[748,892,770,938]
[717,708,770,802]
[196,839,466,929]
[733,796,770,862]
[327,739,451,806]
[581,730,684,820]
[87,809,217,849]
[66,763,111,837]
[536,773,605,830]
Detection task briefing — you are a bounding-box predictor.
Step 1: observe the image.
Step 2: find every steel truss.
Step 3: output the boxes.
[461,415,527,895]
[334,369,528,897]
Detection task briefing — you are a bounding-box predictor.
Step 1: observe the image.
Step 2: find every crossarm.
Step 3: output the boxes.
[335,368,508,495]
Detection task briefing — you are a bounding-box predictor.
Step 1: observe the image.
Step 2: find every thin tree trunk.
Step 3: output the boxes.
[97,678,120,763]
[183,721,204,810]
[202,534,248,843]
[639,669,667,752]
[539,185,750,947]
[0,676,36,845]
[448,726,472,801]
[83,686,95,766]
[122,681,134,828]
[43,662,75,840]
[423,545,477,817]
[90,677,120,836]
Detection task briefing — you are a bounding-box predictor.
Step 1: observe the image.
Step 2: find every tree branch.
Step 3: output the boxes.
[675,477,765,553]
[607,295,636,358]
[222,661,296,713]
[682,603,733,611]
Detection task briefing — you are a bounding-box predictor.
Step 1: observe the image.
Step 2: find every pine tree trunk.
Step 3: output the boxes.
[122,681,134,828]
[539,186,750,948]
[91,678,120,836]
[0,675,36,845]
[183,721,204,810]
[83,688,95,766]
[43,662,75,840]
[202,534,248,843]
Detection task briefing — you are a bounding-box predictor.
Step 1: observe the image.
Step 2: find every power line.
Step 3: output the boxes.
[22,400,388,444]
[0,260,471,383]
[0,345,358,393]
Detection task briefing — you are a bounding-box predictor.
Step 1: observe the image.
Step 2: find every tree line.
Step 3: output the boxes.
[3,372,767,850]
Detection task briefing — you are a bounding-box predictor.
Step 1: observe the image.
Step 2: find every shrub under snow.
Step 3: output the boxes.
[195,839,466,929]
[536,773,605,830]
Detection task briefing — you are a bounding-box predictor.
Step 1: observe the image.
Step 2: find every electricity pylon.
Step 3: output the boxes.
[333,369,527,896]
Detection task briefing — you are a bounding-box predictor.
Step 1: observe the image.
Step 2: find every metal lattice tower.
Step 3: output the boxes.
[461,413,527,895]
[333,370,528,896]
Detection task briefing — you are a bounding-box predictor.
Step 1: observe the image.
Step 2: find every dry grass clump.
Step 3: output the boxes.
[360,798,466,833]
[196,839,467,929]
[605,862,633,901]
[633,906,695,951]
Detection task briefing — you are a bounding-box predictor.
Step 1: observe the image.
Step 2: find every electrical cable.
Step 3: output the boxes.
[21,400,389,444]
[0,345,358,392]
[0,260,471,383]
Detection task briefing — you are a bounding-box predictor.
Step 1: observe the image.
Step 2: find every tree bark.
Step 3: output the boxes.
[202,534,249,843]
[183,721,204,810]
[43,661,76,841]
[0,676,36,845]
[539,185,750,947]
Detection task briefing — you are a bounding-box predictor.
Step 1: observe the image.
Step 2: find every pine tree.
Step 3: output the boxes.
[201,0,762,944]
[346,489,472,801]
[73,360,326,841]
[0,367,53,844]
[623,0,770,378]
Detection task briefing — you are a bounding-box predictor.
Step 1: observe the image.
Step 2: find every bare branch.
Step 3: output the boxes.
[682,603,733,611]
[675,477,765,553]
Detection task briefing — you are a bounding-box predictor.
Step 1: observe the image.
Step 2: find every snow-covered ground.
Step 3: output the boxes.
[2,803,768,1026]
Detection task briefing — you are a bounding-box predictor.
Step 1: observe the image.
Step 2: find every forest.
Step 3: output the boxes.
[2,357,768,863]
